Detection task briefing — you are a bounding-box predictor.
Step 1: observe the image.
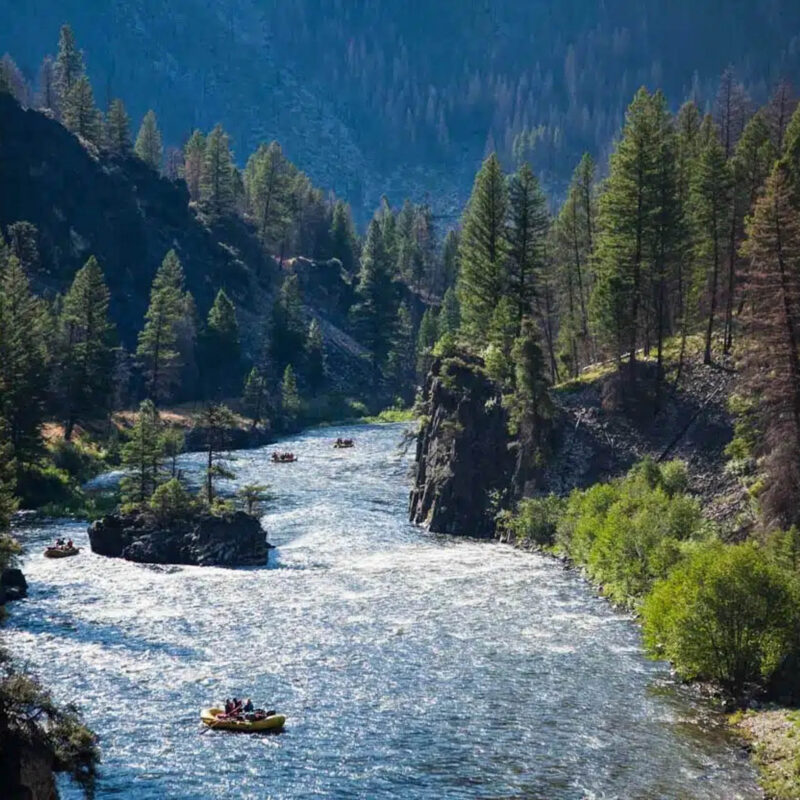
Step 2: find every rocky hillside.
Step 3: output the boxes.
[0,94,373,393]
[410,347,745,537]
[5,2,800,219]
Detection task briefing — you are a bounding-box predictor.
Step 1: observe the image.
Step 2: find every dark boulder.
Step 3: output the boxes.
[409,355,513,537]
[88,510,270,567]
[0,568,28,604]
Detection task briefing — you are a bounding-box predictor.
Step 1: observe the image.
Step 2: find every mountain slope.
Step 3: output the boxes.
[3,1,800,220]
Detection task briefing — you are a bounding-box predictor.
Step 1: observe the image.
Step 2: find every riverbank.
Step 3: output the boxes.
[732,710,800,800]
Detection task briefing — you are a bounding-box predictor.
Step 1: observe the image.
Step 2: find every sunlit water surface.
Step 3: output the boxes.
[7,424,759,799]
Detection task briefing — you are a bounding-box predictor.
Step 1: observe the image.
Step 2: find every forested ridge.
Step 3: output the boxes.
[3,1,800,219]
[3,10,800,799]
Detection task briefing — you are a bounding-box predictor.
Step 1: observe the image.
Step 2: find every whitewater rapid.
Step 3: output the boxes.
[6,423,759,798]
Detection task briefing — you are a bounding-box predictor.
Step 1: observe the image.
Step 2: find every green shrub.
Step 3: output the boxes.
[148,478,199,522]
[49,439,105,483]
[642,541,800,695]
[501,495,565,546]
[15,463,77,509]
[555,459,706,606]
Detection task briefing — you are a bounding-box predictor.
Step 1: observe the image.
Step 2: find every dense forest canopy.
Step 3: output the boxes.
[2,1,800,220]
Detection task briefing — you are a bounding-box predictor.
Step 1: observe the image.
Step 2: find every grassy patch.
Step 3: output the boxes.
[362,406,417,424]
[734,709,800,799]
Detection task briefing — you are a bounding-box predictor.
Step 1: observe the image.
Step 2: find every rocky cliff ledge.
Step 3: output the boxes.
[88,510,270,566]
[409,355,513,536]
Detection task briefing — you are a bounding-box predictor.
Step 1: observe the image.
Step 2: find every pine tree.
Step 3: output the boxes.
[507,162,548,328]
[329,200,359,276]
[62,76,101,144]
[385,301,416,402]
[242,367,271,430]
[200,124,235,218]
[304,318,326,392]
[484,294,518,388]
[137,250,187,404]
[59,256,116,439]
[714,66,750,159]
[457,153,509,345]
[554,154,596,372]
[120,399,164,507]
[766,80,798,153]
[0,414,18,531]
[438,287,460,337]
[201,289,241,398]
[0,255,49,469]
[0,54,30,106]
[270,273,305,370]
[244,141,291,249]
[441,229,460,290]
[741,164,800,526]
[691,116,732,365]
[648,90,683,398]
[105,98,131,155]
[726,111,776,348]
[54,24,84,112]
[196,403,236,505]
[7,222,40,275]
[674,100,703,381]
[508,316,553,454]
[36,55,58,114]
[135,110,163,171]
[415,307,438,379]
[280,364,301,425]
[350,217,397,382]
[183,131,206,202]
[591,88,660,374]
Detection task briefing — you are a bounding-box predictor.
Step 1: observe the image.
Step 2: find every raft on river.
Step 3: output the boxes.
[201,708,286,732]
[44,546,80,559]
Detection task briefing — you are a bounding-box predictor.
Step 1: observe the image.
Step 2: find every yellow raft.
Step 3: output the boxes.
[201,708,286,732]
[44,547,80,559]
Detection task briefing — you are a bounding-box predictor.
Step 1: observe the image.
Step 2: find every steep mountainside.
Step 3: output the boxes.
[4,1,800,220]
[0,94,372,391]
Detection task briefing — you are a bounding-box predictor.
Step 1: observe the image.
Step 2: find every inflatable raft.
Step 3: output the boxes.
[200,708,286,732]
[44,546,80,558]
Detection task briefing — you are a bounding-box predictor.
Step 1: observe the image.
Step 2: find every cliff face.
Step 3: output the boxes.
[0,740,58,800]
[409,356,513,537]
[410,356,740,538]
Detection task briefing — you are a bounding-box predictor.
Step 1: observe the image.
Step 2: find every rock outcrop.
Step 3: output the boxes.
[88,511,270,567]
[409,355,513,537]
[0,568,28,604]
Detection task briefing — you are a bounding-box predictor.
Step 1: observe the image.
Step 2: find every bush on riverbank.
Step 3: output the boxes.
[555,459,708,606]
[643,542,800,695]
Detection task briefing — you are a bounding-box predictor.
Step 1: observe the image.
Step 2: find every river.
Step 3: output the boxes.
[6,423,759,799]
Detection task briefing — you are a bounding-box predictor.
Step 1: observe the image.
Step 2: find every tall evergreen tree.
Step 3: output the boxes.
[329,200,359,276]
[200,124,235,217]
[304,318,326,392]
[36,55,58,114]
[54,24,84,112]
[441,229,460,290]
[59,256,116,439]
[135,110,163,171]
[244,141,291,250]
[415,307,438,379]
[183,130,206,202]
[196,403,236,505]
[280,364,301,425]
[457,153,509,345]
[741,163,800,526]
[507,162,548,328]
[242,366,271,430]
[350,217,397,382]
[201,289,241,398]
[591,88,660,374]
[0,255,49,469]
[105,98,131,155]
[438,286,460,338]
[120,399,164,507]
[270,273,305,370]
[691,115,732,365]
[385,301,416,402]
[63,76,101,144]
[137,250,187,404]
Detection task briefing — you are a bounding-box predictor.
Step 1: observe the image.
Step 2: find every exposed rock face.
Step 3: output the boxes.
[0,568,28,604]
[409,356,513,537]
[0,740,57,800]
[88,511,270,566]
